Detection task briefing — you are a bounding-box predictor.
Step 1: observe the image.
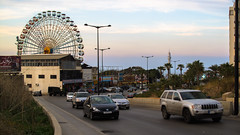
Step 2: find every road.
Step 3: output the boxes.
[38,96,240,135]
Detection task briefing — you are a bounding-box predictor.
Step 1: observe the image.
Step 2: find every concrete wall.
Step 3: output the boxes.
[128,98,238,116]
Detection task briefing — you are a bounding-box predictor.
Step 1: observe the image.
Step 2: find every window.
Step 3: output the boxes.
[50,75,57,79]
[173,92,180,100]
[161,92,167,98]
[39,75,45,79]
[27,84,32,88]
[167,92,173,99]
[26,74,32,78]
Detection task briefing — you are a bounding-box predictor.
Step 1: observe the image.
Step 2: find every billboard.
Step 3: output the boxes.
[0,56,21,72]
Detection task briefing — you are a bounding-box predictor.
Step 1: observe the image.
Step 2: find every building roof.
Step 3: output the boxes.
[21,54,71,60]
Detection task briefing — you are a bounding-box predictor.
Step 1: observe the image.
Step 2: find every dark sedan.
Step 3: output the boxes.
[83,95,119,120]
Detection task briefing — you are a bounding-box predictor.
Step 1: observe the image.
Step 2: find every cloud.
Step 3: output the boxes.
[0,25,22,36]
[0,0,232,20]
[101,23,228,36]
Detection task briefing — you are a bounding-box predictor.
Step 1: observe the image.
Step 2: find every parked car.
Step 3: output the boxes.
[107,93,130,109]
[160,89,223,123]
[72,92,90,109]
[66,92,74,102]
[32,90,42,96]
[83,95,119,120]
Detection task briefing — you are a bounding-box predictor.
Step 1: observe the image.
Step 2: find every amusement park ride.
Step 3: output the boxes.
[16,10,84,62]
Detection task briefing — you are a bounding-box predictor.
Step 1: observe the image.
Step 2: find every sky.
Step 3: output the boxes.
[0,0,234,73]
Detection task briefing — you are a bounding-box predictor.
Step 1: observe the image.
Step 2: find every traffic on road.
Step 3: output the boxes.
[38,90,240,135]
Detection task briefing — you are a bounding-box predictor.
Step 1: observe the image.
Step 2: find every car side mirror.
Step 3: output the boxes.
[174,97,180,101]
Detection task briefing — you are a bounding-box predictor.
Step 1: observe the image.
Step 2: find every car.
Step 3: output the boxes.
[66,92,74,102]
[83,95,119,120]
[107,93,130,109]
[32,90,42,96]
[72,92,91,109]
[127,93,135,98]
[160,89,223,123]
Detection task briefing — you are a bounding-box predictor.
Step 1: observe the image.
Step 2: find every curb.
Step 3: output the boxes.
[33,97,62,135]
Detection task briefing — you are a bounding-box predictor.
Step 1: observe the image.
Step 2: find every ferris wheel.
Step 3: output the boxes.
[16,10,84,62]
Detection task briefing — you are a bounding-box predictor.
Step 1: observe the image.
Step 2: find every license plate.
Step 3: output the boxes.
[208,110,215,114]
[103,111,112,114]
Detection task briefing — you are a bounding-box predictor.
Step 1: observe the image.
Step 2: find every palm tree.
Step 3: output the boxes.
[208,64,219,79]
[157,66,166,78]
[187,60,204,85]
[164,63,173,79]
[177,64,185,77]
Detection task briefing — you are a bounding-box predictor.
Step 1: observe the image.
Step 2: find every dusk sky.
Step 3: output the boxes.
[0,0,233,73]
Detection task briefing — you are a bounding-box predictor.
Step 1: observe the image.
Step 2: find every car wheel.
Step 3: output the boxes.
[126,106,130,110]
[183,109,193,123]
[212,117,221,122]
[83,111,87,117]
[161,106,170,119]
[114,116,119,120]
[90,112,95,120]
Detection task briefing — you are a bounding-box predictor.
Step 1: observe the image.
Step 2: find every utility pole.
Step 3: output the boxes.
[234,0,239,115]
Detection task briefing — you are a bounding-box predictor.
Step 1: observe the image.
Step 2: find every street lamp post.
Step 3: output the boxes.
[142,56,153,89]
[95,47,110,92]
[173,60,180,74]
[84,24,111,95]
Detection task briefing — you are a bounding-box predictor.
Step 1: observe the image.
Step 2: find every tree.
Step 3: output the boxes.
[157,66,166,78]
[177,64,185,77]
[185,60,204,86]
[208,64,219,79]
[164,63,172,79]
[218,63,234,78]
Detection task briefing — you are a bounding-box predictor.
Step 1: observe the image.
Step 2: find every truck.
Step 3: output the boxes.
[48,87,66,96]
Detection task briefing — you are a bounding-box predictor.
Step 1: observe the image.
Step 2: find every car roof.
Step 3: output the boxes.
[164,89,201,92]
[74,92,89,94]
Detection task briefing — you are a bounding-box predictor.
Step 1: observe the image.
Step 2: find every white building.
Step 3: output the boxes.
[21,54,83,94]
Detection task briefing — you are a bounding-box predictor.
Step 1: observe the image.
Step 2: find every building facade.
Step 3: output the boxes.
[21,54,83,94]
[229,6,235,65]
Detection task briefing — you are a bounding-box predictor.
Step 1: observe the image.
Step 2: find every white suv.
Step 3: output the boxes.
[160,90,223,123]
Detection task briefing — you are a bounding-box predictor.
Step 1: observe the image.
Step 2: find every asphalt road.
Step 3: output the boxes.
[39,96,240,135]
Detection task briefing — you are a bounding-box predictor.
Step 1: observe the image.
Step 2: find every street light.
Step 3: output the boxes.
[95,47,110,92]
[142,56,153,89]
[84,23,111,95]
[173,60,180,74]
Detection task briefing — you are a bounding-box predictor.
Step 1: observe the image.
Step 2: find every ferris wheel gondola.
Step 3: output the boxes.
[16,10,84,62]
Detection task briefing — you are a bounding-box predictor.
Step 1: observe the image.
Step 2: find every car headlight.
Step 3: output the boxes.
[192,104,202,110]
[92,107,100,112]
[114,106,119,111]
[217,103,223,109]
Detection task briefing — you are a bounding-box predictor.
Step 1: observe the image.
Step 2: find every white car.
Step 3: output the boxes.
[160,89,223,123]
[72,92,90,109]
[108,93,130,109]
[66,92,74,102]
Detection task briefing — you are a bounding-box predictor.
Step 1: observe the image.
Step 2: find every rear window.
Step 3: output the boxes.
[167,92,173,99]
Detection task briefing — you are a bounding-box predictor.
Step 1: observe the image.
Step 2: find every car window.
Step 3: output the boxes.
[173,92,180,100]
[167,92,173,99]
[161,92,167,98]
[76,93,90,97]
[111,95,125,99]
[180,91,207,100]
[91,96,114,104]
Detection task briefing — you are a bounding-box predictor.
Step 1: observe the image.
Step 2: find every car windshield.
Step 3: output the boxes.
[111,95,125,99]
[76,93,90,97]
[67,92,74,95]
[91,96,114,104]
[180,91,207,100]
